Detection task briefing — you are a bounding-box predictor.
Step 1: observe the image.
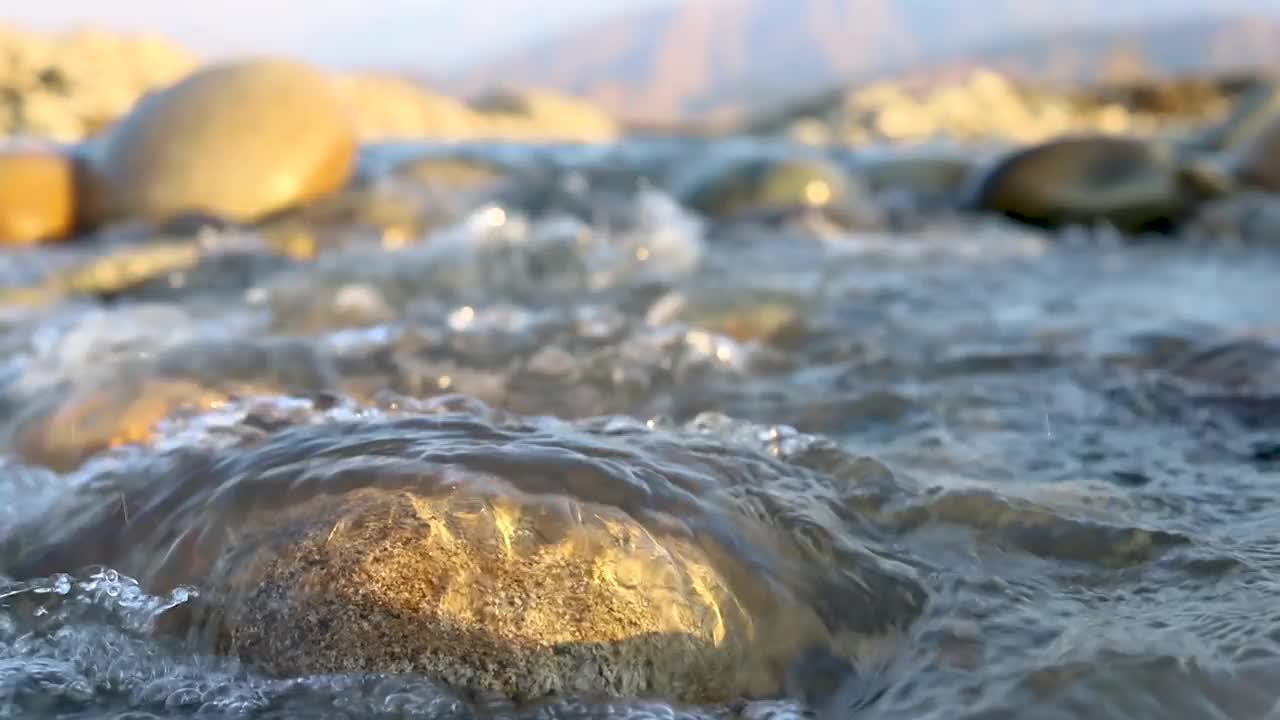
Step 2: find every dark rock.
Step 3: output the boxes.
[963,134,1226,234]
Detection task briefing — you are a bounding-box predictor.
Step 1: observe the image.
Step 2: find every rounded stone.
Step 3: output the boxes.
[214,487,756,703]
[0,145,77,244]
[82,59,357,225]
[10,376,227,472]
[676,156,879,228]
[964,135,1222,233]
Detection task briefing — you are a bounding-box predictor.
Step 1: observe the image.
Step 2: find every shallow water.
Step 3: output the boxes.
[0,139,1278,719]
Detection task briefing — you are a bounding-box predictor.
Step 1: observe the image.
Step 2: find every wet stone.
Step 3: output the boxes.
[0,337,339,471]
[965,134,1222,234]
[3,406,927,705]
[676,155,882,230]
[216,487,754,703]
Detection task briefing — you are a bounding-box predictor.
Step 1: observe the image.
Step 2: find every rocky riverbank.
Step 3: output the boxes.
[747,69,1256,146]
[3,45,1280,250]
[0,24,619,145]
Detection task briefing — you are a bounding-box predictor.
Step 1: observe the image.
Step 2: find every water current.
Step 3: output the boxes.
[0,139,1277,719]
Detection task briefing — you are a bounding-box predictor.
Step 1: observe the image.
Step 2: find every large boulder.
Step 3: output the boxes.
[80,58,357,225]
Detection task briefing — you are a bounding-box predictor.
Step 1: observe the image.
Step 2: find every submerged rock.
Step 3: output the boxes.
[385,154,512,194]
[965,134,1225,233]
[218,486,754,702]
[4,404,926,704]
[2,338,338,471]
[79,58,357,226]
[677,156,881,229]
[0,144,77,244]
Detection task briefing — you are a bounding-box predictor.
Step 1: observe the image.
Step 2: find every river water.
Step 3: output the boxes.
[0,139,1277,719]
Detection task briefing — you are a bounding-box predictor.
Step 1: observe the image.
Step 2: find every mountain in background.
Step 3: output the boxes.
[444,0,1280,125]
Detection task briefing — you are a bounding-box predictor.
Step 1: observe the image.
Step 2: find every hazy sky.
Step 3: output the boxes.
[2,0,669,71]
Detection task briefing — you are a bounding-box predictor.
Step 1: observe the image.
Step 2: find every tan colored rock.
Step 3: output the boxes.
[0,145,76,244]
[82,59,356,225]
[4,338,339,472]
[217,486,758,702]
[13,377,227,472]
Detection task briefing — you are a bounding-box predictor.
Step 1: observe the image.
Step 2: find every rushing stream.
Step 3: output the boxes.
[0,139,1277,719]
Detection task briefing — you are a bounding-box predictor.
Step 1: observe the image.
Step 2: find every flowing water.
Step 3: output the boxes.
[0,139,1277,719]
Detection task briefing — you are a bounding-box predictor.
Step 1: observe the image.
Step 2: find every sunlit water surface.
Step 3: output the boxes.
[0,139,1277,719]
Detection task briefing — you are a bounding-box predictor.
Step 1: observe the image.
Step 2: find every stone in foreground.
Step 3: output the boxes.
[80,58,356,225]
[4,410,926,705]
[215,486,754,702]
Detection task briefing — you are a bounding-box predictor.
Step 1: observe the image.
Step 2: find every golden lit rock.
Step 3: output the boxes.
[0,146,76,245]
[82,59,356,225]
[14,377,226,472]
[217,487,759,702]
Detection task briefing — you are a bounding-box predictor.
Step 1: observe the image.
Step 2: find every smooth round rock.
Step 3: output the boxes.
[0,146,76,244]
[965,135,1221,233]
[82,59,357,225]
